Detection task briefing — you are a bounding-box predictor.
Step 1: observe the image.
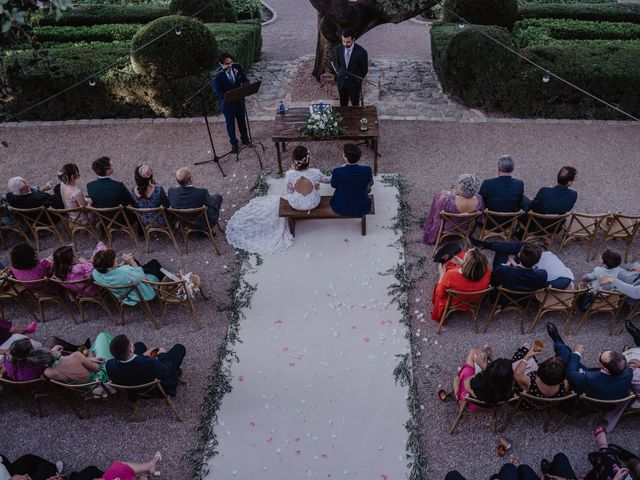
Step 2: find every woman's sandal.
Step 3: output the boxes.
[149,451,162,476]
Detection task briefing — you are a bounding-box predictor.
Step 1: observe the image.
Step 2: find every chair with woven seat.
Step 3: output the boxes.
[432,211,482,257]
[573,289,626,335]
[484,287,545,334]
[49,379,110,419]
[437,287,493,334]
[0,204,32,246]
[6,277,77,324]
[87,205,139,249]
[168,206,223,255]
[0,376,53,417]
[499,392,577,433]
[450,395,517,434]
[521,212,570,248]
[50,276,115,324]
[531,287,587,335]
[558,212,607,260]
[479,210,524,242]
[48,207,101,254]
[94,280,159,329]
[107,379,182,421]
[127,206,180,253]
[592,213,640,262]
[143,277,206,329]
[7,206,66,251]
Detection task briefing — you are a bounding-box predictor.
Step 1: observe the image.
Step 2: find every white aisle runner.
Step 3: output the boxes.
[205,178,410,479]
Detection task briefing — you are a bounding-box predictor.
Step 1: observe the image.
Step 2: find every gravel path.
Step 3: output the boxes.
[1,119,639,478]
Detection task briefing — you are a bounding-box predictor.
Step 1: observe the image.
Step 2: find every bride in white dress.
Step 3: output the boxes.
[226,146,331,254]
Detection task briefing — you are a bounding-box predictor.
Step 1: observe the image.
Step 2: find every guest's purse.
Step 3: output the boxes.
[576,290,596,312]
[433,242,462,264]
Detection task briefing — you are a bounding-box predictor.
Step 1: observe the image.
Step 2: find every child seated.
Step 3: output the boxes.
[580,249,622,292]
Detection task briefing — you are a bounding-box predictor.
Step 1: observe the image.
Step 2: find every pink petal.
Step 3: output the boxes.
[294,437,300,442]
[289,362,296,367]
[295,450,301,455]
[364,337,370,343]
[238,375,245,382]
[250,421,256,427]
[283,347,289,352]
[267,437,273,443]
[352,326,357,330]
[321,454,328,459]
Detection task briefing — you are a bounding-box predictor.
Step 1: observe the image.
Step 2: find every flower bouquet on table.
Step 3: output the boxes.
[298,106,345,138]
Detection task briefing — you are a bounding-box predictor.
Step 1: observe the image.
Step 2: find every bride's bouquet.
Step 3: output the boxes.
[299,109,346,138]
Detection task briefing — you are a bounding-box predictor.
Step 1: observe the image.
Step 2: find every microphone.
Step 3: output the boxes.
[330,61,338,74]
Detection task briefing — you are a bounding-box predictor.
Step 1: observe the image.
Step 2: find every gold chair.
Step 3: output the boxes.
[531,287,587,335]
[87,205,139,249]
[0,376,52,417]
[0,272,39,322]
[7,206,66,251]
[48,207,101,254]
[127,206,180,253]
[484,287,545,334]
[93,280,159,329]
[450,395,516,434]
[558,212,607,260]
[432,211,482,257]
[592,213,640,262]
[479,210,524,242]
[107,379,182,421]
[168,206,223,255]
[499,392,577,433]
[573,289,626,335]
[6,277,77,324]
[143,276,206,329]
[438,287,493,334]
[0,204,32,246]
[49,379,109,419]
[50,277,115,324]
[577,393,637,424]
[521,212,570,248]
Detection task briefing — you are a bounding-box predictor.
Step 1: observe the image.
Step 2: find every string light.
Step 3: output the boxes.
[458,20,465,28]
[542,70,550,83]
[175,25,182,35]
[88,77,97,87]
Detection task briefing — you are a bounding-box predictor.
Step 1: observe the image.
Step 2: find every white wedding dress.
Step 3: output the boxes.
[225,168,331,254]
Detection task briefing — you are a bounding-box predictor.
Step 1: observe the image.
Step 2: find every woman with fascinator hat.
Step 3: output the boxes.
[131,164,170,225]
[226,145,331,254]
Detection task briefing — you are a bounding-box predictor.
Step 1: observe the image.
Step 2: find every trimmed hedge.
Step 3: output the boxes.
[233,0,261,19]
[169,0,238,22]
[31,4,169,26]
[514,18,640,46]
[519,3,640,23]
[33,23,143,42]
[1,20,261,120]
[443,0,519,28]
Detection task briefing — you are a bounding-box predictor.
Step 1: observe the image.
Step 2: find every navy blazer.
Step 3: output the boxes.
[528,184,577,215]
[106,354,179,396]
[478,176,524,212]
[87,177,133,209]
[566,353,632,400]
[335,43,368,89]
[330,164,373,217]
[211,63,248,113]
[168,185,222,225]
[491,265,547,292]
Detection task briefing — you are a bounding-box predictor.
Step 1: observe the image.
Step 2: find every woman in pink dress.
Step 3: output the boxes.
[10,243,52,291]
[102,451,162,480]
[52,245,100,297]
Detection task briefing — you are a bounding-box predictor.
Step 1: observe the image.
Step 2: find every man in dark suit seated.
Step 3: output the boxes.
[490,240,548,292]
[335,28,368,107]
[106,334,186,397]
[478,155,524,213]
[546,322,632,400]
[168,167,223,228]
[6,176,61,209]
[330,144,373,217]
[524,165,578,215]
[87,156,133,210]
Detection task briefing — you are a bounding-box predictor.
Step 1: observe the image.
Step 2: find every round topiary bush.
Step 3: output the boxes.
[443,0,518,28]
[168,0,237,23]
[131,15,218,79]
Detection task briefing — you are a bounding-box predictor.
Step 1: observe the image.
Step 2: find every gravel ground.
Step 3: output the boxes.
[1,119,639,479]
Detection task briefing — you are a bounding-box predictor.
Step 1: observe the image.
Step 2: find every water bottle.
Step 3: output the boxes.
[278,101,285,114]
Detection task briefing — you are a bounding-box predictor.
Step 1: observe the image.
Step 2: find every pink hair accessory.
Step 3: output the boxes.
[138,164,153,178]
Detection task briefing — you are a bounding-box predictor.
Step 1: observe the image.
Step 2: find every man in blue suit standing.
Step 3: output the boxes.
[331,144,373,217]
[478,155,524,212]
[211,52,250,153]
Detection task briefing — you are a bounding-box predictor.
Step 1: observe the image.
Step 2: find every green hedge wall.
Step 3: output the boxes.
[514,18,640,46]
[518,3,640,23]
[31,4,169,26]
[33,23,143,42]
[2,20,261,120]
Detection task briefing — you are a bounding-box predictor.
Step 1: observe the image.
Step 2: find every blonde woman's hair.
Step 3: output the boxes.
[460,248,489,282]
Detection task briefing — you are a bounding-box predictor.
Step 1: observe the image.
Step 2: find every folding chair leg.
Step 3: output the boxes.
[199,285,209,301]
[188,300,202,329]
[437,312,447,334]
[573,312,590,334]
[529,311,543,334]
[482,301,501,333]
[498,400,519,433]
[164,396,183,422]
[450,402,467,434]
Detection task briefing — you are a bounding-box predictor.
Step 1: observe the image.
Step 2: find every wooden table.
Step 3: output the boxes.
[271,106,380,175]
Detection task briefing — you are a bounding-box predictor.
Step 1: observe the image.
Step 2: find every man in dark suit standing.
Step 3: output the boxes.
[335,29,368,107]
[86,156,133,209]
[106,334,186,397]
[211,52,250,154]
[524,165,578,215]
[478,155,524,212]
[331,144,373,217]
[168,167,223,228]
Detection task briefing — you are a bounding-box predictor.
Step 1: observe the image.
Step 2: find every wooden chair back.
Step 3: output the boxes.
[0,271,38,322]
[578,393,637,420]
[484,286,546,334]
[500,392,577,433]
[126,206,179,253]
[522,212,570,247]
[432,211,482,256]
[167,206,221,255]
[107,379,182,421]
[6,277,76,324]
[49,276,115,324]
[439,287,493,334]
[93,280,158,329]
[49,379,105,419]
[594,213,640,262]
[574,289,627,335]
[450,395,516,434]
[143,278,202,329]
[48,207,100,253]
[558,212,606,260]
[0,204,32,245]
[87,206,139,249]
[7,206,65,251]
[480,210,524,242]
[531,287,587,334]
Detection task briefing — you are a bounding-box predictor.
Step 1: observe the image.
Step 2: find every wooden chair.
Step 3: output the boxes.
[625,299,640,323]
[87,206,139,249]
[0,272,39,322]
[531,287,587,335]
[479,210,524,242]
[94,280,159,329]
[50,277,115,324]
[499,392,577,433]
[593,213,640,262]
[432,211,482,257]
[437,287,493,334]
[107,379,182,421]
[577,393,637,424]
[143,277,206,329]
[168,206,222,255]
[7,206,66,251]
[573,289,626,335]
[0,376,52,417]
[6,277,77,324]
[49,379,109,419]
[0,204,32,246]
[484,287,545,334]
[558,212,607,260]
[521,212,570,248]
[450,395,516,434]
[127,206,180,253]
[48,207,101,254]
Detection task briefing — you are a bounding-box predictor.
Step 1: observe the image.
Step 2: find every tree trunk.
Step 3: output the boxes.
[312,13,339,80]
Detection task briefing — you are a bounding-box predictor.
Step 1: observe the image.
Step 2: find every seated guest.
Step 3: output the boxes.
[546,322,632,400]
[0,319,37,351]
[0,453,63,480]
[490,241,548,292]
[86,156,133,210]
[579,249,622,292]
[101,451,162,480]
[604,331,640,431]
[431,248,491,322]
[478,155,524,213]
[524,165,578,215]
[91,249,161,305]
[446,454,575,480]
[453,347,513,409]
[511,343,569,400]
[330,143,373,217]
[423,174,484,245]
[131,164,169,225]
[58,163,92,224]
[106,334,186,397]
[5,176,61,210]
[52,244,100,296]
[0,338,43,381]
[168,167,223,228]
[600,273,640,301]
[9,243,52,288]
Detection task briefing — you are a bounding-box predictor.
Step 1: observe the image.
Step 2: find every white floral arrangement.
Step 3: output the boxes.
[298,109,345,138]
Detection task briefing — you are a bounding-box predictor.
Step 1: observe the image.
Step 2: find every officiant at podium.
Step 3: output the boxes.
[335,28,369,107]
[211,52,250,153]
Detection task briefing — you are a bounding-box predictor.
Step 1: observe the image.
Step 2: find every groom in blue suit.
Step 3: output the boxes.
[331,144,373,217]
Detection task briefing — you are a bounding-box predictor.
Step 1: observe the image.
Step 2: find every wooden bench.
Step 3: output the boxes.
[279,195,375,236]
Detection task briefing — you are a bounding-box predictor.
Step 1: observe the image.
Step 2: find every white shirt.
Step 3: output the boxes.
[535,251,574,282]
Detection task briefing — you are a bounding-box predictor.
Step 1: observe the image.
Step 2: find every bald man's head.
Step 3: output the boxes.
[176,167,192,186]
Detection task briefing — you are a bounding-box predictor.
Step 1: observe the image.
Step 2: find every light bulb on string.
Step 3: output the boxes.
[542,70,550,83]
[88,77,97,87]
[458,20,465,28]
[175,25,182,35]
